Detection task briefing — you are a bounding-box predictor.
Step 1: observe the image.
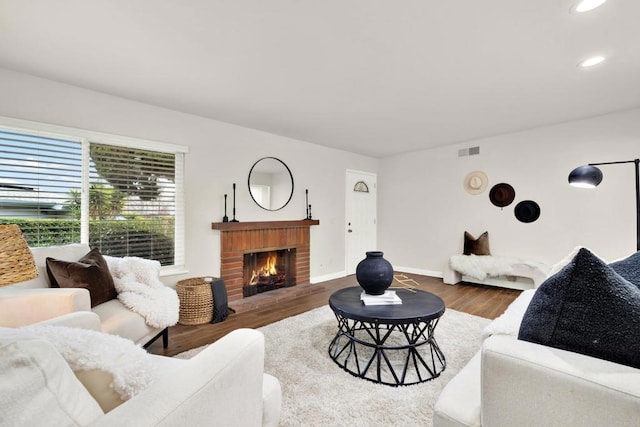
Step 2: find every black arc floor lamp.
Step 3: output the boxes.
[568,158,640,251]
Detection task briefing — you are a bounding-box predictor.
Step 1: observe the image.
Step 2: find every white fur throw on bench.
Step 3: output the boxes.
[449,254,548,282]
[104,256,179,329]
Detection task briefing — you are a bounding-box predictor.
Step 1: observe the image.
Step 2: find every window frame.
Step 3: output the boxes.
[0,116,188,276]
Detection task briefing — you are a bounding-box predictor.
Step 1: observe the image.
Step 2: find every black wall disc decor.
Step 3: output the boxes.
[514,200,541,223]
[489,183,516,208]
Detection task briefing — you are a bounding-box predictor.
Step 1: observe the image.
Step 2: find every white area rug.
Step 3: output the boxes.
[176,305,490,426]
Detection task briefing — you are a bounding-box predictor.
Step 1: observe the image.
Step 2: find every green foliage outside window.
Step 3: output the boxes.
[0,218,81,246]
[0,218,175,266]
[89,144,175,201]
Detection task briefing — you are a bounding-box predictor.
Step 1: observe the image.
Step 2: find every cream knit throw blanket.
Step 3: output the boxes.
[104,256,179,329]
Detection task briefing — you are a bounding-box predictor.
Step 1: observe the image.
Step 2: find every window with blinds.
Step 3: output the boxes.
[88,143,176,265]
[0,124,185,270]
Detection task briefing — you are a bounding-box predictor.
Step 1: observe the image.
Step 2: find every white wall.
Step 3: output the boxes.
[0,68,378,284]
[3,67,638,283]
[378,108,640,275]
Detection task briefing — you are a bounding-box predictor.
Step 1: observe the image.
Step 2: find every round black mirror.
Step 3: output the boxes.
[248,157,294,211]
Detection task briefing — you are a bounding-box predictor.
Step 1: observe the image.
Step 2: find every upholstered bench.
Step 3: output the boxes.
[443,255,549,290]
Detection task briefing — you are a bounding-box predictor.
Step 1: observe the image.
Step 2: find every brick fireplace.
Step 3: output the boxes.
[211,220,320,302]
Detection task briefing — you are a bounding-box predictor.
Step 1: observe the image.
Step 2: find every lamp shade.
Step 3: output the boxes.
[568,165,603,188]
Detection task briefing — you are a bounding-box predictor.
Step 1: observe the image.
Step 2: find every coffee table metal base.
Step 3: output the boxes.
[328,313,445,386]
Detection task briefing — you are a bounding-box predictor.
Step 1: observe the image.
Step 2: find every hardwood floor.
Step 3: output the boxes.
[146,273,521,357]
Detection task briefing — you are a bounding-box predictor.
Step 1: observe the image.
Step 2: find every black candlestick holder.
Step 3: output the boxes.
[230,183,239,222]
[222,194,229,223]
[303,189,312,220]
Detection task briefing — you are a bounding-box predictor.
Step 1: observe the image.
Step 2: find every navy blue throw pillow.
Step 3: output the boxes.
[518,248,640,369]
[609,250,640,288]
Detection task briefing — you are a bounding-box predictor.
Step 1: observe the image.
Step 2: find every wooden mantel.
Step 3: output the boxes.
[212,219,320,302]
[211,219,319,231]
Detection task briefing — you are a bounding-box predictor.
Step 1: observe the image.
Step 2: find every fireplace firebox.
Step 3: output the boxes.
[243,249,296,297]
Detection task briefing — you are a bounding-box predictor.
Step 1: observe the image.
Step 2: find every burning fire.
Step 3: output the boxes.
[249,254,278,285]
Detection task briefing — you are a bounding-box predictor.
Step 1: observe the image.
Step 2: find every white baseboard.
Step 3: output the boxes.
[311,270,347,284]
[461,274,535,291]
[393,266,443,279]
[311,268,443,284]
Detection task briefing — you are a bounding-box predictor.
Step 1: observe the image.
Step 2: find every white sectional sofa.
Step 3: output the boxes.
[433,288,640,427]
[0,243,167,347]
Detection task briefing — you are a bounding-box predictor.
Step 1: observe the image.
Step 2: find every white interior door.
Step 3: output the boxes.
[345,170,377,275]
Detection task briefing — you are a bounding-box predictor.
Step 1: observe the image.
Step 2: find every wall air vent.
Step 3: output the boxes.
[458,146,480,157]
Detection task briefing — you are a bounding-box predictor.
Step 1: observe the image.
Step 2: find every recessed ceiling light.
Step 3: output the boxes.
[578,55,606,68]
[574,0,607,13]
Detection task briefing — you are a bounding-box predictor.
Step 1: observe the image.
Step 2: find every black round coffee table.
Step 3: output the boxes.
[328,286,446,386]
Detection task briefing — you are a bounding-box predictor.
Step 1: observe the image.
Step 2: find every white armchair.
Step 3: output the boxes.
[1,312,282,426]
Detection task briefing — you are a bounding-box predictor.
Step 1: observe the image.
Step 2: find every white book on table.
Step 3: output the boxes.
[360,290,402,305]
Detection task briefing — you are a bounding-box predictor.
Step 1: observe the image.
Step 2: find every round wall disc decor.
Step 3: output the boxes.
[514,200,541,223]
[489,183,515,208]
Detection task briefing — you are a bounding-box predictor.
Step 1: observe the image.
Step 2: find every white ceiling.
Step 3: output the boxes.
[0,1,639,158]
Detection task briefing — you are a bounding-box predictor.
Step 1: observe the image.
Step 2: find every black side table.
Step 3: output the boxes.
[328,286,446,386]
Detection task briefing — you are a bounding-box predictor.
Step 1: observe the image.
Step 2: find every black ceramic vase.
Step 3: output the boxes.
[356,251,394,295]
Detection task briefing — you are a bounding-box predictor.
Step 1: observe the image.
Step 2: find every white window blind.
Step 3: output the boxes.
[0,119,186,270]
[0,129,83,244]
[88,143,177,266]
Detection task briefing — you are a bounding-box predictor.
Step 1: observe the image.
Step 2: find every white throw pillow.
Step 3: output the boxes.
[23,324,159,404]
[0,327,104,426]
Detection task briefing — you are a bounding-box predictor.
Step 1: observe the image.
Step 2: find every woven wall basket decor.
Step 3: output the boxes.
[0,224,39,287]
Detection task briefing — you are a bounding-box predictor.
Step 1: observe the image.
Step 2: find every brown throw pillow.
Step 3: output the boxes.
[463,231,491,255]
[46,249,117,308]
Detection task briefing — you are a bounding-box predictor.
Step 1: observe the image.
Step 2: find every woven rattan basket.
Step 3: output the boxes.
[0,224,38,287]
[176,277,215,325]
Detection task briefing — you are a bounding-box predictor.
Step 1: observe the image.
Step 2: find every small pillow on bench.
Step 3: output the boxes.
[518,248,640,369]
[463,231,491,256]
